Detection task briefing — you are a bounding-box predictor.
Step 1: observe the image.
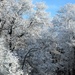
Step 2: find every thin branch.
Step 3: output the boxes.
[22,48,40,70]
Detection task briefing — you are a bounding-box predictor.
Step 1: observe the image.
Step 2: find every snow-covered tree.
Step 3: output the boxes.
[0,0,34,50]
[52,3,75,75]
[52,3,75,30]
[0,0,53,75]
[27,2,51,38]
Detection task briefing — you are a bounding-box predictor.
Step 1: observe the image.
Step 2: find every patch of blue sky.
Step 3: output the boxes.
[33,0,75,17]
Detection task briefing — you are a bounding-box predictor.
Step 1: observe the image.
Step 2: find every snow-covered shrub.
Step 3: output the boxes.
[0,37,23,75]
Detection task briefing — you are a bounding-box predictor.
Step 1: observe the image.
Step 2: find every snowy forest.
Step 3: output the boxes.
[0,0,75,75]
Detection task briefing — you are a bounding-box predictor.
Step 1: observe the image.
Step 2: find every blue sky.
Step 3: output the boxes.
[33,0,75,17]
